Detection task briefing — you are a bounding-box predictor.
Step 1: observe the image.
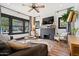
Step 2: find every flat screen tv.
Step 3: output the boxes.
[42,16,54,25]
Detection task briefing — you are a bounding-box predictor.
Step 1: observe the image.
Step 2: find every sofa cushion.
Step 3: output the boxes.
[0,40,12,56]
[0,34,10,41]
[9,44,48,56]
[4,34,10,40]
[15,37,24,40]
[0,34,10,47]
[8,40,30,50]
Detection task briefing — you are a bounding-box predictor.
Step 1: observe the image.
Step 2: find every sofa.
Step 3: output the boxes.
[0,34,48,56]
[9,43,48,56]
[0,41,48,56]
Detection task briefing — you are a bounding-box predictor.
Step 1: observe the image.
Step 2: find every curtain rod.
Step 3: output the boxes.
[0,5,31,17]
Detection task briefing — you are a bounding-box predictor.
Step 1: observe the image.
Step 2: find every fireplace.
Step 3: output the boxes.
[40,28,55,40]
[44,35,50,39]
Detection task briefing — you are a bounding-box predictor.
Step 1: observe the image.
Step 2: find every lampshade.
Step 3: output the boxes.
[67,11,74,22]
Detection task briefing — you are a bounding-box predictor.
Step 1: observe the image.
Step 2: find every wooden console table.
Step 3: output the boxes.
[68,35,79,56]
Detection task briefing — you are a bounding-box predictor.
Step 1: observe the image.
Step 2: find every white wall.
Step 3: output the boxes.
[75,16,79,37]
[1,6,29,20]
[75,16,79,28]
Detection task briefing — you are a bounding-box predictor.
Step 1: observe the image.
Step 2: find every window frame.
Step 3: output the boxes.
[58,17,67,29]
[12,18,24,34]
[1,13,29,35]
[35,21,40,29]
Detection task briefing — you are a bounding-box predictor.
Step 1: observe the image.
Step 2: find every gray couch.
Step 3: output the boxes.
[0,41,48,56]
[9,44,48,56]
[0,34,48,56]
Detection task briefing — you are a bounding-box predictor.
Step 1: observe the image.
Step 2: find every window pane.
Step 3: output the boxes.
[12,19,23,33]
[35,21,40,29]
[25,21,29,32]
[58,17,67,29]
[1,17,9,34]
[60,20,67,27]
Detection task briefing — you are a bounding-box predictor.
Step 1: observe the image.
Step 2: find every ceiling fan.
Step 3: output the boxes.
[23,3,45,13]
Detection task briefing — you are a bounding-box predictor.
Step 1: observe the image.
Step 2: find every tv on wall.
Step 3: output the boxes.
[42,16,54,25]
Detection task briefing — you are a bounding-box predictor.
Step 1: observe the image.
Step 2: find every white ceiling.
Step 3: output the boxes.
[0,3,79,17]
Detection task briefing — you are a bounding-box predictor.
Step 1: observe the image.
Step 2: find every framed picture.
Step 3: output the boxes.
[58,17,67,29]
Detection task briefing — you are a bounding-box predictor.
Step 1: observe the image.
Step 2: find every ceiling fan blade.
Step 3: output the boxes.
[36,5,45,8]
[34,8,39,13]
[28,8,33,12]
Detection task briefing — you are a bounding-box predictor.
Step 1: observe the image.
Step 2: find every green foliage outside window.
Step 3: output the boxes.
[0,17,9,32]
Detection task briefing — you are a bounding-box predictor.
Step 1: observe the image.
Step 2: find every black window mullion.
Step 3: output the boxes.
[23,20,25,33]
[9,17,12,35]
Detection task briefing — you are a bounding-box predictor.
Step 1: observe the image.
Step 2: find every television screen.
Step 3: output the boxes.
[42,16,54,25]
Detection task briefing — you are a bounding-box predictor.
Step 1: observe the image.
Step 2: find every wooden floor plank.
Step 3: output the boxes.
[48,40,69,56]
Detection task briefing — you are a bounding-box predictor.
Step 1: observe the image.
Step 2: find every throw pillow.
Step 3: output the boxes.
[8,40,30,50]
[0,34,10,46]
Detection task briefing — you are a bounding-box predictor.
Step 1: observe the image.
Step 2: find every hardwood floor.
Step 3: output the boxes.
[48,40,69,56]
[18,39,70,56]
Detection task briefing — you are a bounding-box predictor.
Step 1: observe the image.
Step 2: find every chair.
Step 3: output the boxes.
[54,32,68,43]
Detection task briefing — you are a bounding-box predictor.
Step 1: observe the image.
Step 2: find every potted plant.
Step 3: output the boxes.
[60,7,74,22]
[71,27,79,35]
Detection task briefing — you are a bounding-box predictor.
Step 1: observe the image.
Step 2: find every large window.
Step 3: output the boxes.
[35,21,40,29]
[25,21,29,32]
[58,17,67,29]
[12,19,23,33]
[1,17,9,34]
[1,13,29,35]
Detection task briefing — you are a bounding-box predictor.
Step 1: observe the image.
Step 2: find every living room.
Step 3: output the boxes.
[0,3,79,56]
